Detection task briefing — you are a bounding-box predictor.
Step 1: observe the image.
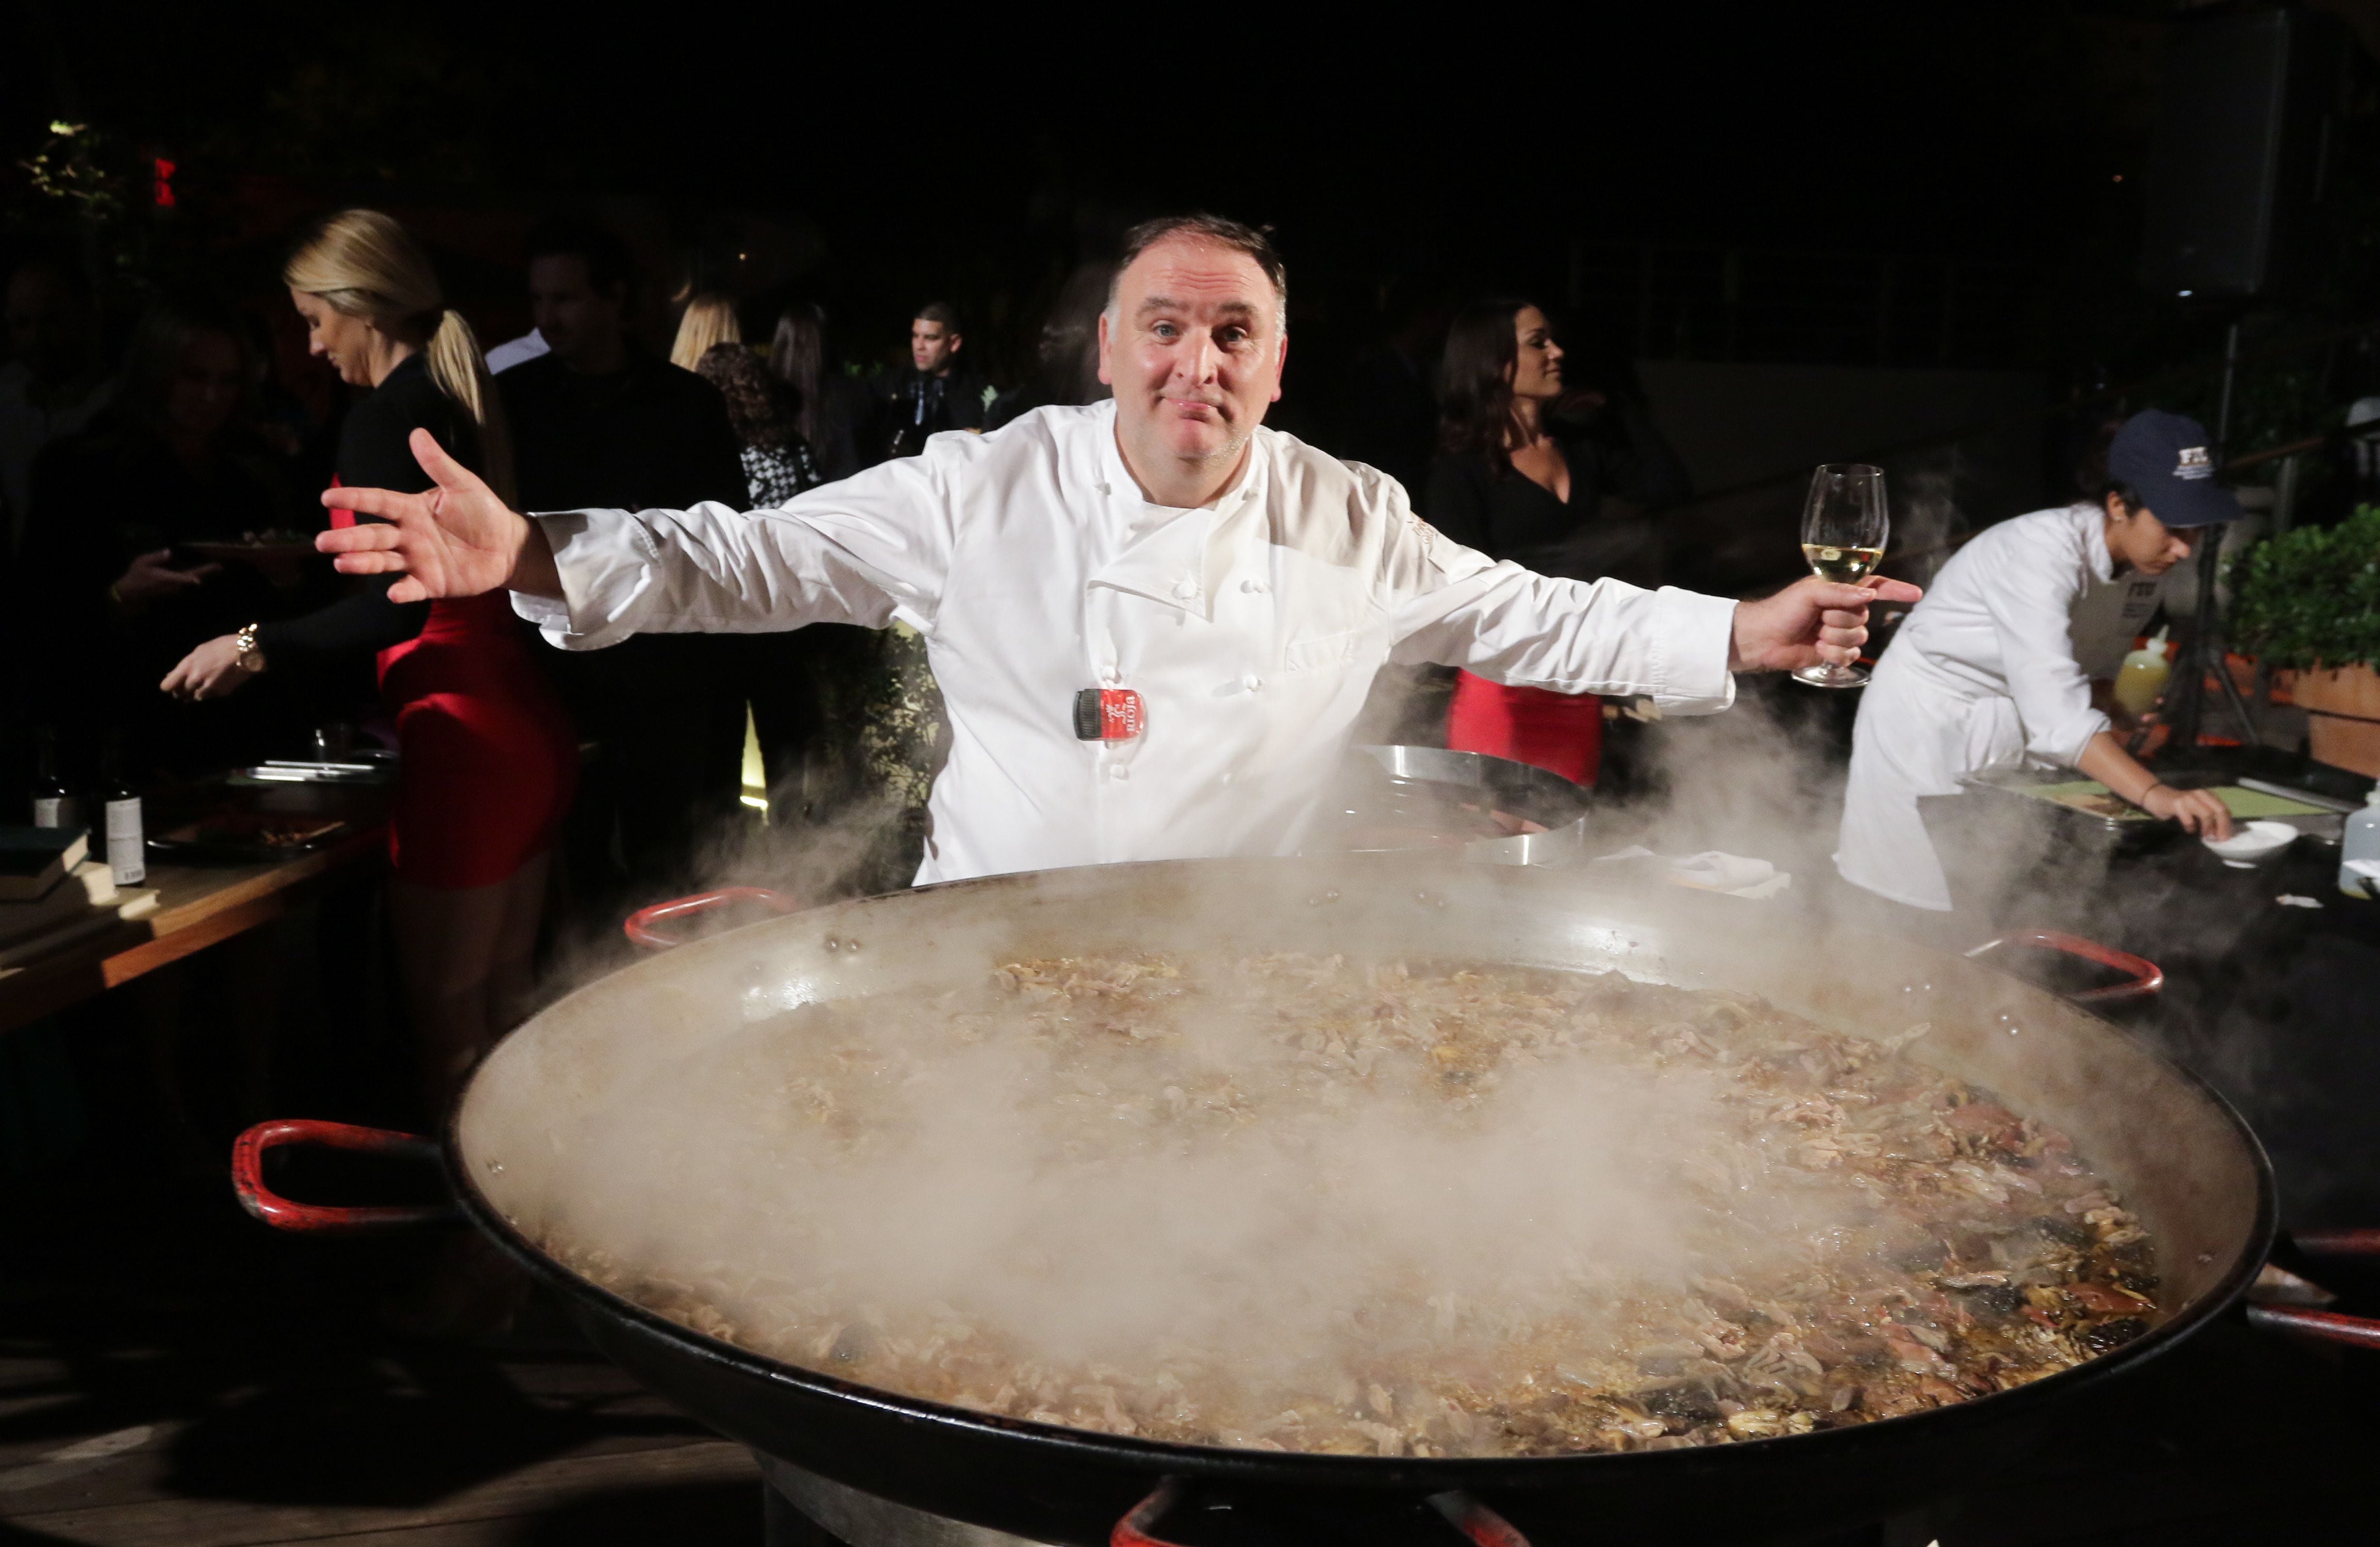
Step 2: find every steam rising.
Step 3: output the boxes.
[543,983,1794,1372]
[491,583,2176,1456]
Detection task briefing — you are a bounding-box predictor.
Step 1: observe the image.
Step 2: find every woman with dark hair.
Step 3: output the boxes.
[18,297,314,776]
[695,341,821,505]
[769,305,861,481]
[1424,300,1688,785]
[1835,408,2234,915]
[697,340,944,881]
[696,340,824,818]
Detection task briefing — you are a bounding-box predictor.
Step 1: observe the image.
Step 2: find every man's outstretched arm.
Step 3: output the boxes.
[1383,484,1922,703]
[316,429,561,600]
[321,426,956,648]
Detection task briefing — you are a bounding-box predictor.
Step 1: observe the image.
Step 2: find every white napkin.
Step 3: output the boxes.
[1593,846,1793,901]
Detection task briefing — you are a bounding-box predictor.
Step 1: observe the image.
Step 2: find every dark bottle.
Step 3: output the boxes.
[30,726,80,831]
[99,735,145,887]
[884,375,947,461]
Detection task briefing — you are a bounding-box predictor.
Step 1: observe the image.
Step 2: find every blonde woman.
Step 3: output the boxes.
[163,210,578,1109]
[669,293,739,371]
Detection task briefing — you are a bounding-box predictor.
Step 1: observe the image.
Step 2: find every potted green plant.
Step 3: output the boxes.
[2228,504,2380,775]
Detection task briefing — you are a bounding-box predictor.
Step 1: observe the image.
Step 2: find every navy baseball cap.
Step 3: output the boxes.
[2106,409,2242,529]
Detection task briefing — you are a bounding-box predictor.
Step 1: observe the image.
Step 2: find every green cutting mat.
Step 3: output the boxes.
[2022,780,2328,819]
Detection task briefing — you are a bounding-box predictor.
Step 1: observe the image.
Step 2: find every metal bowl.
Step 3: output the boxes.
[1309,746,1594,866]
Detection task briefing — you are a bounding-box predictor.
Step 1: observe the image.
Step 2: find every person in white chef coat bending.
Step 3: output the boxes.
[1835,409,2235,913]
[314,214,1915,885]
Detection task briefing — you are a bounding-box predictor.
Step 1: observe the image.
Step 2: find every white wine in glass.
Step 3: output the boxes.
[1794,463,1889,689]
[1801,542,1884,585]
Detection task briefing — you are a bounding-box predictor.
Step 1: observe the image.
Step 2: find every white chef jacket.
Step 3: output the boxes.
[514,401,1741,884]
[1835,503,2160,911]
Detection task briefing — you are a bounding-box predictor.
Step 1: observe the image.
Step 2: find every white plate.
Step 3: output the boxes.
[2204,819,2297,864]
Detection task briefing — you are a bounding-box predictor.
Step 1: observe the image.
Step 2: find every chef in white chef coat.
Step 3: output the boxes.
[1835,409,2235,912]
[318,215,1912,884]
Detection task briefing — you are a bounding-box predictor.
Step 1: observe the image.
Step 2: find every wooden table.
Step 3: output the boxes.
[0,786,389,1036]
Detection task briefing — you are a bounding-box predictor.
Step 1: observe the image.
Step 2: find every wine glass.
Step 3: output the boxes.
[1794,463,1890,689]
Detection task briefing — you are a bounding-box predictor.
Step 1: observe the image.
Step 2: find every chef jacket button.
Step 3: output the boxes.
[1240,579,1269,594]
[1109,763,1130,782]
[1243,674,1265,692]
[1173,578,1199,600]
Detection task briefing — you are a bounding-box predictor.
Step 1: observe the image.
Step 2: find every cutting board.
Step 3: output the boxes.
[2023,781,2330,822]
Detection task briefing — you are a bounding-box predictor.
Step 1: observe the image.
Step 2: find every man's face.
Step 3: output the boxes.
[5,267,95,383]
[529,254,626,367]
[911,319,959,374]
[165,330,245,441]
[1097,238,1286,473]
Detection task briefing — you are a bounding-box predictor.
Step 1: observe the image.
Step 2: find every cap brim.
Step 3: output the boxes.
[2153,477,2243,529]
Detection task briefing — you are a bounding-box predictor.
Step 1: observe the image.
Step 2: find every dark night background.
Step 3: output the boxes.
[12,1,2375,424]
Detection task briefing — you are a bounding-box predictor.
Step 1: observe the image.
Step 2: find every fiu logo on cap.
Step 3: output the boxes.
[2176,446,2213,481]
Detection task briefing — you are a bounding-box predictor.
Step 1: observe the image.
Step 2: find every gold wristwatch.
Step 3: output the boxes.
[233,622,268,673]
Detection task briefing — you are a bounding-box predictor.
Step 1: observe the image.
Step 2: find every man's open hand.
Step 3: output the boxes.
[315,429,559,602]
[1729,575,1923,674]
[115,548,220,611]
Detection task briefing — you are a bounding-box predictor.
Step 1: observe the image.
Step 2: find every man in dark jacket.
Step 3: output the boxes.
[866,301,991,463]
[499,217,749,897]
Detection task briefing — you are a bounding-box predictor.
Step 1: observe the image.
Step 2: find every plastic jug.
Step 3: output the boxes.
[2343,786,2380,900]
[2113,628,2172,718]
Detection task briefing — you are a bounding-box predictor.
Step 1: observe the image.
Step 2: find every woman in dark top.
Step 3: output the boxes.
[694,340,827,808]
[769,305,863,483]
[161,210,577,1110]
[692,340,945,884]
[696,341,822,506]
[19,299,320,778]
[1425,299,1689,785]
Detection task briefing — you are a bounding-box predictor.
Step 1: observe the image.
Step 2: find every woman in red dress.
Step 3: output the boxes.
[165,211,577,1109]
[1424,299,1688,785]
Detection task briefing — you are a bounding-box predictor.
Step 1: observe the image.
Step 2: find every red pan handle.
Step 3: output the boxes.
[1964,929,2163,1003]
[2293,1228,2380,1257]
[1111,1478,1185,1547]
[231,1119,452,1233]
[1112,1479,1531,1546]
[623,886,800,949]
[2245,1303,2380,1350]
[1427,1492,1535,1547]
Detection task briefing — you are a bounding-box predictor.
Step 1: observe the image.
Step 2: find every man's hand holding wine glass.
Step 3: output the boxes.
[1729,575,1922,675]
[316,428,561,601]
[1792,463,1897,688]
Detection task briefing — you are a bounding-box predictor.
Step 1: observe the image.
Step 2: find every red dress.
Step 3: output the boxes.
[329,500,579,889]
[1446,671,1602,787]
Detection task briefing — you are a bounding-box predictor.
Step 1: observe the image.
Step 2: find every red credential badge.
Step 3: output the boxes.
[1072,688,1146,742]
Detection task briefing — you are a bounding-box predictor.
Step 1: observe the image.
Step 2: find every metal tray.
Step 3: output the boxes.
[1308,745,1595,866]
[147,818,355,866]
[1919,768,2183,868]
